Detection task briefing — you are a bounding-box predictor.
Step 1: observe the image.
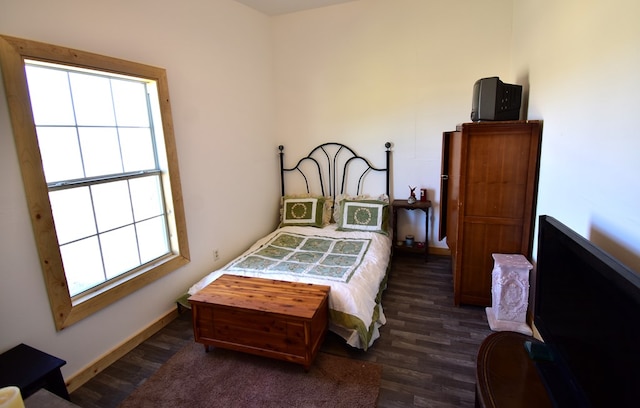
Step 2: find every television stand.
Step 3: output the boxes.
[476,332,552,408]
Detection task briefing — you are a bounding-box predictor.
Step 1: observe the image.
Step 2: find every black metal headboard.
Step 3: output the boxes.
[279,142,391,202]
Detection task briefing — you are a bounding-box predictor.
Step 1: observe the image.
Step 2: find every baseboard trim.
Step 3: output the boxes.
[429,246,451,256]
[65,307,180,393]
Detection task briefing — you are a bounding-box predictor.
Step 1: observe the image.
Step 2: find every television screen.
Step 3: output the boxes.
[534,215,640,407]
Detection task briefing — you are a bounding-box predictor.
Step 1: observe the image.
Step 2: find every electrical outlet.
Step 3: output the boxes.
[213,249,220,262]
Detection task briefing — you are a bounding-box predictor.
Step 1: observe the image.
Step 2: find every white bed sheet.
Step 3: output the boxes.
[187,224,391,349]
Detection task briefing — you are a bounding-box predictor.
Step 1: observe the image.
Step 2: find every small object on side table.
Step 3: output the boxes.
[407,186,417,204]
[0,386,24,408]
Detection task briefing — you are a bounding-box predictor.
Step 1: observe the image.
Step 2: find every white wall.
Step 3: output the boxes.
[273,0,516,246]
[0,0,278,379]
[1,0,638,388]
[273,0,640,272]
[512,0,640,271]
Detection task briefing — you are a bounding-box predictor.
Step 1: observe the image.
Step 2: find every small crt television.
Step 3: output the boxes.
[470,76,522,121]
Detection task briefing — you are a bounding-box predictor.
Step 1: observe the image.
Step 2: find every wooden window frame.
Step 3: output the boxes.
[0,35,190,330]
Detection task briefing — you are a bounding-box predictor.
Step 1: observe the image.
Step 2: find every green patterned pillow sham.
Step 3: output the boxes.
[280,196,326,227]
[337,199,389,235]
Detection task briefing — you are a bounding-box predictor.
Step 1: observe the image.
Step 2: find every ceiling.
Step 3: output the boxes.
[234,0,358,16]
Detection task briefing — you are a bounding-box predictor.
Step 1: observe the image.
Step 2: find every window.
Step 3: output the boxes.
[26,61,172,297]
[0,35,190,330]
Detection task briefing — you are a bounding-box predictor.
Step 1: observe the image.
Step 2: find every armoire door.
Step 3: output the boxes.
[438,132,451,242]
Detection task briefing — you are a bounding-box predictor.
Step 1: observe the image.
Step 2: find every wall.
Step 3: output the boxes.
[273,0,640,271]
[273,0,516,247]
[2,0,638,389]
[512,0,640,271]
[0,0,278,380]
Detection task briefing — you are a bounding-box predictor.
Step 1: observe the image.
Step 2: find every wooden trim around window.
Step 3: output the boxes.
[0,35,190,330]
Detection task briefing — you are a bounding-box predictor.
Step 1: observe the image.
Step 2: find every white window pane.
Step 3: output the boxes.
[120,128,156,172]
[91,180,133,232]
[61,236,105,297]
[137,217,169,264]
[112,79,150,127]
[25,65,75,125]
[130,176,164,221]
[100,226,140,279]
[69,72,116,126]
[79,127,123,176]
[49,187,97,245]
[36,127,84,182]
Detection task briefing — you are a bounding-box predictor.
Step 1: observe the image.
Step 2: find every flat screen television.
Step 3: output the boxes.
[534,215,640,407]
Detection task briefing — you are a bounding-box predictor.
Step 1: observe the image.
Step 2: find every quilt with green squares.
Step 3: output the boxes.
[225,232,370,282]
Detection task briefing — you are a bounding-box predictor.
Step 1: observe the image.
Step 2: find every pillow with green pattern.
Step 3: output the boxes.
[280,196,326,227]
[337,199,389,235]
[333,194,389,225]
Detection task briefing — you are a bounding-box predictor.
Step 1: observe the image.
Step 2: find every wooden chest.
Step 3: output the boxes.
[188,275,330,370]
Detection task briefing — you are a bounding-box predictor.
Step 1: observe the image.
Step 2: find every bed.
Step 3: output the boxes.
[183,142,393,350]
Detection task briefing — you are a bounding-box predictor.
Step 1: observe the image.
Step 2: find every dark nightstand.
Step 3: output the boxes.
[391,199,431,261]
[0,344,69,401]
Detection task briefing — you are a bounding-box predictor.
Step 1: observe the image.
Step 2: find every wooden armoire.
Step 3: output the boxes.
[439,120,542,306]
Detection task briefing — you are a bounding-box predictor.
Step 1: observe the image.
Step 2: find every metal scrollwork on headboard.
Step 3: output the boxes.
[279,142,392,202]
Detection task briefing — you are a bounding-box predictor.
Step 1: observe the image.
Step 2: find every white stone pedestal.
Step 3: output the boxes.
[485,253,533,336]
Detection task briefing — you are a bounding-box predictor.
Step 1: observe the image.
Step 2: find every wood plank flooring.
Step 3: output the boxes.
[70,254,492,407]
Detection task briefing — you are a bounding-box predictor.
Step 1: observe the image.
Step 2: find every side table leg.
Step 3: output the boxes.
[45,369,70,400]
[424,208,429,262]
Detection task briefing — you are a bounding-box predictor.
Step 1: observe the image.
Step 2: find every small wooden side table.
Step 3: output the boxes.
[391,199,431,261]
[0,344,69,401]
[476,332,552,408]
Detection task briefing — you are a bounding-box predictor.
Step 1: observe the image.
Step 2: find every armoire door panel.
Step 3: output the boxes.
[438,132,452,242]
[464,132,535,219]
[458,221,524,305]
[444,131,462,251]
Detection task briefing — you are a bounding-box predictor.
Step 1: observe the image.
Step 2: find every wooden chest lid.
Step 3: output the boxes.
[188,274,330,319]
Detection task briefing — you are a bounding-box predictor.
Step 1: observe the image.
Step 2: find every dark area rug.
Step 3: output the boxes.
[118,342,382,408]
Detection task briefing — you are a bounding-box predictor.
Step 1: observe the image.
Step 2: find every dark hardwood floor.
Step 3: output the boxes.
[70,254,492,407]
